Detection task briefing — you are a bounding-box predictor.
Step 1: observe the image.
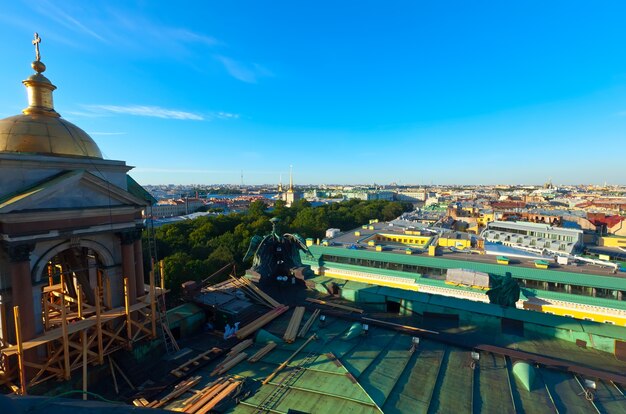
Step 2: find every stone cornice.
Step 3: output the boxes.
[0,206,140,224]
[0,153,132,172]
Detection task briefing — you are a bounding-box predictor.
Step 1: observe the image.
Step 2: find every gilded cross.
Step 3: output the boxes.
[32,32,41,61]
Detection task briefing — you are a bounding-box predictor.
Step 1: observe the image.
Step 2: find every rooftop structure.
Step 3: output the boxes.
[481,220,584,254]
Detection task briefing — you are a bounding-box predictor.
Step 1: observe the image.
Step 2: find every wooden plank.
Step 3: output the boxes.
[283,306,305,343]
[124,278,132,349]
[305,298,364,313]
[159,260,165,291]
[95,287,103,364]
[60,301,70,380]
[13,306,26,395]
[109,357,119,395]
[82,330,87,400]
[184,379,231,413]
[149,267,157,339]
[298,309,320,338]
[194,381,241,414]
[239,277,281,308]
[248,342,277,363]
[170,348,220,377]
[150,375,202,408]
[110,357,135,390]
[227,339,253,357]
[362,317,439,334]
[262,334,317,385]
[235,305,289,340]
[212,352,247,376]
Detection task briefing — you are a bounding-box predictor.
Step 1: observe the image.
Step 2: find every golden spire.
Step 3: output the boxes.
[288,165,294,192]
[22,32,60,117]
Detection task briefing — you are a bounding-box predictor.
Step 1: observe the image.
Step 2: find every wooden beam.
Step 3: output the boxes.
[123,278,132,350]
[13,306,26,395]
[95,287,103,364]
[108,357,119,395]
[362,317,439,335]
[247,342,277,363]
[82,330,87,400]
[235,305,289,340]
[77,285,83,319]
[159,260,165,291]
[110,357,135,390]
[60,301,70,380]
[194,380,241,414]
[305,298,364,313]
[262,334,317,385]
[149,267,157,339]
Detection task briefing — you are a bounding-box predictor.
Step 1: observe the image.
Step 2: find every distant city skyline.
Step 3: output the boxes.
[1,1,625,185]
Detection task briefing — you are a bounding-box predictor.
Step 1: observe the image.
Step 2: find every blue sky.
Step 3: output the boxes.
[1,1,625,185]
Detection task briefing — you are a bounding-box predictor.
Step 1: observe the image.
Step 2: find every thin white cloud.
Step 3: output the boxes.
[33,1,108,43]
[84,105,204,120]
[215,55,273,83]
[89,132,128,136]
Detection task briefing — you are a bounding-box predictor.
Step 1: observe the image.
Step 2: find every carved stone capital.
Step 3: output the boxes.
[2,242,35,263]
[117,230,136,246]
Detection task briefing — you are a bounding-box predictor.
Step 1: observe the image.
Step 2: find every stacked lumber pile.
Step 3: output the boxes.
[210,338,256,376]
[171,348,222,378]
[235,305,289,340]
[227,339,253,356]
[247,342,277,363]
[134,375,201,408]
[298,309,320,338]
[229,275,281,308]
[210,353,248,376]
[283,306,305,343]
[176,377,244,413]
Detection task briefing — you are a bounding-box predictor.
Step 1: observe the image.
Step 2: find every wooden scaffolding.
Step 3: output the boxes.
[0,266,165,395]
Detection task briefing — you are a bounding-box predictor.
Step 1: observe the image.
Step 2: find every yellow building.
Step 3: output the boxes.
[599,236,626,248]
[438,232,472,250]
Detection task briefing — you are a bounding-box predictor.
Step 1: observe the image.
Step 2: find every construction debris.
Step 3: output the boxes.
[228,275,282,308]
[171,348,222,378]
[283,306,306,343]
[248,342,277,363]
[298,309,320,338]
[227,339,253,357]
[211,352,248,376]
[137,375,201,408]
[181,377,243,414]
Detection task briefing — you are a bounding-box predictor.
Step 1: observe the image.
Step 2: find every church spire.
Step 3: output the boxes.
[288,165,294,192]
[22,32,60,117]
[278,173,284,193]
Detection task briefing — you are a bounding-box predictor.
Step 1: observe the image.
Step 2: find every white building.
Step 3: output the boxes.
[481,221,584,254]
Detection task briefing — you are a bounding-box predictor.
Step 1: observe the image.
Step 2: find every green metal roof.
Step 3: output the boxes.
[306,245,626,291]
[162,307,626,413]
[126,174,156,205]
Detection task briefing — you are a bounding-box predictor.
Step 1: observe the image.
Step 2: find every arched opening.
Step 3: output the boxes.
[41,246,107,306]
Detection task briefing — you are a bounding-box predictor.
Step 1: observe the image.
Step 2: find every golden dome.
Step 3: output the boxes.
[0,114,103,158]
[0,33,103,159]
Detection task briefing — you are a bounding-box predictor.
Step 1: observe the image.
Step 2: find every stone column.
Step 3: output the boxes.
[7,244,36,341]
[118,232,137,305]
[133,231,145,298]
